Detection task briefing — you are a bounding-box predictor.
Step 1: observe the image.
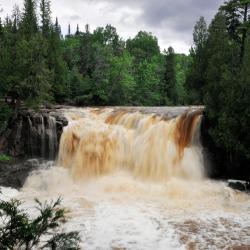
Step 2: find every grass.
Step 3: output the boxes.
[0,154,12,163]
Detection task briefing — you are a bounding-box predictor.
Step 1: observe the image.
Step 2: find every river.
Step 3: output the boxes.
[1,107,250,249]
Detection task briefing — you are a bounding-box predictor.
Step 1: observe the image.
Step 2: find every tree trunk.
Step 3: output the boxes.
[240,3,249,59]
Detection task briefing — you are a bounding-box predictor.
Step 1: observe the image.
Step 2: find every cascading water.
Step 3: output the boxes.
[2,107,250,250]
[37,115,46,158]
[27,115,58,159]
[47,116,58,160]
[58,108,204,181]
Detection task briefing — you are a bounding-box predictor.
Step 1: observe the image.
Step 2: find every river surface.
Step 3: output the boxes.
[1,107,250,249]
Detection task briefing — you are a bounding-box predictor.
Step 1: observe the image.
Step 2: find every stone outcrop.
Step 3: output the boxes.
[0,106,68,160]
[0,159,53,189]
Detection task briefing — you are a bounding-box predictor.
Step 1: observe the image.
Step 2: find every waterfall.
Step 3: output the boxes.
[11,117,23,156]
[37,115,46,158]
[27,116,35,157]
[47,116,58,160]
[18,107,250,250]
[58,108,204,181]
[27,115,58,159]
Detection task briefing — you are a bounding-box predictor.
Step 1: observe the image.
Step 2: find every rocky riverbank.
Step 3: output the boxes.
[0,158,54,189]
[0,106,68,159]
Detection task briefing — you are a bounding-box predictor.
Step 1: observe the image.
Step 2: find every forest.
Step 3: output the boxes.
[0,0,250,179]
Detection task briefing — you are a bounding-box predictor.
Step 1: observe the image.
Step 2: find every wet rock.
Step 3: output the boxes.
[228,180,250,192]
[0,159,41,189]
[0,158,54,189]
[0,106,68,160]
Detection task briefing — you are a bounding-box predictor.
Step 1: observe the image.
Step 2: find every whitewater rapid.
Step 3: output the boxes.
[1,107,250,249]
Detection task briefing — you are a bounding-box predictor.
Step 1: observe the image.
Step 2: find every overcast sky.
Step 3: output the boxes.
[0,0,223,53]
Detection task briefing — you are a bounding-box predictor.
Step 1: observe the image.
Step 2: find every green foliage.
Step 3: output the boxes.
[220,0,250,57]
[0,104,14,133]
[0,154,12,163]
[40,0,51,38]
[16,34,52,104]
[186,5,250,177]
[0,198,80,249]
[163,47,177,105]
[175,54,190,104]
[20,0,38,38]
[0,1,186,107]
[186,16,208,104]
[126,31,160,61]
[0,104,13,124]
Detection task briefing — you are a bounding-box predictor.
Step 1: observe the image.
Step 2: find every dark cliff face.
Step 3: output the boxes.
[0,108,68,160]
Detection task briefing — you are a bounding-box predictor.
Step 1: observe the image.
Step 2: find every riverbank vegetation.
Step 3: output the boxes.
[0,0,249,179]
[0,154,12,163]
[0,197,80,249]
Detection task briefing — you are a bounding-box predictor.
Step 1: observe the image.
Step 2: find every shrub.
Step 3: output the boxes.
[0,154,12,163]
[0,197,80,250]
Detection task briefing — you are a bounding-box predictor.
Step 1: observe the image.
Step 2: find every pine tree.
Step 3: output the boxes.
[20,0,38,38]
[0,198,80,249]
[0,17,5,96]
[76,24,80,35]
[205,12,233,112]
[186,16,208,104]
[0,18,3,38]
[55,17,61,35]
[164,47,177,105]
[203,11,243,176]
[12,4,21,32]
[79,28,92,76]
[47,18,67,102]
[220,0,250,58]
[40,0,51,37]
[237,30,250,160]
[68,23,71,37]
[0,13,21,101]
[16,34,52,105]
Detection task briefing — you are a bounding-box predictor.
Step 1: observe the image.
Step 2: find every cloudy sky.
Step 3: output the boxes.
[0,0,223,53]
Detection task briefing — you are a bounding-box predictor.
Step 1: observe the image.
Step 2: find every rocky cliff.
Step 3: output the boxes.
[0,106,68,160]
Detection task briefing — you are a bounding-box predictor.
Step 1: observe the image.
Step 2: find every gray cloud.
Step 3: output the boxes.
[88,0,222,52]
[0,0,223,53]
[66,15,81,21]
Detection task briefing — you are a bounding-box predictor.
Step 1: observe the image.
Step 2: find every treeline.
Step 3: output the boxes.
[186,1,250,178]
[0,0,189,106]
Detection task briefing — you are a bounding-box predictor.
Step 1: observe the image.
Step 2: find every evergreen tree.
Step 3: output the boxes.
[55,17,61,35]
[237,30,250,160]
[20,0,38,38]
[204,12,242,176]
[0,14,21,101]
[12,4,21,32]
[48,19,67,102]
[79,28,92,76]
[221,0,250,58]
[0,198,80,249]
[186,16,208,104]
[205,12,234,115]
[163,47,177,105]
[40,0,51,37]
[175,54,190,105]
[16,34,52,105]
[0,18,3,36]
[76,24,80,35]
[67,23,71,37]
